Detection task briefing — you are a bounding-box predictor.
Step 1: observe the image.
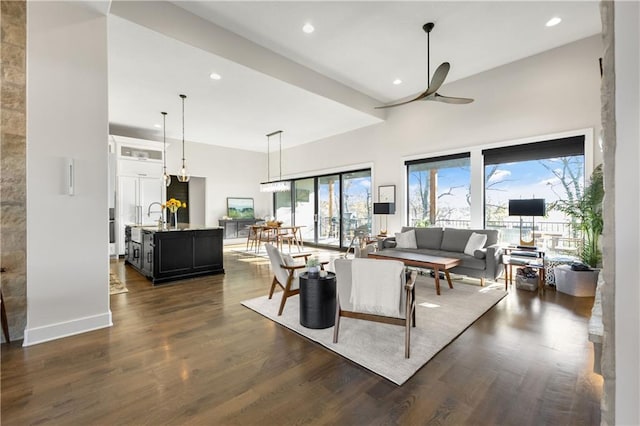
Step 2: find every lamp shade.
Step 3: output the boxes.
[373,202,396,215]
[508,199,545,216]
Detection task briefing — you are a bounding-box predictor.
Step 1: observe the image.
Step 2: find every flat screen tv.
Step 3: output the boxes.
[227,197,255,219]
[508,198,546,217]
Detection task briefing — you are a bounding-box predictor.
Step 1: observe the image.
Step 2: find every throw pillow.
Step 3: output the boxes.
[395,230,417,249]
[282,254,296,266]
[464,232,488,256]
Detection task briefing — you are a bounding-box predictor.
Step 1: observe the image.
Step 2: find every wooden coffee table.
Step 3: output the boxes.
[368,250,461,295]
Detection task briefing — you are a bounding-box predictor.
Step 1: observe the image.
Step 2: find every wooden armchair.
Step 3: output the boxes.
[265,243,311,316]
[333,258,417,358]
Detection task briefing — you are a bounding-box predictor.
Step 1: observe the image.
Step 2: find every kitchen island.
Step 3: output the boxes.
[125,225,224,284]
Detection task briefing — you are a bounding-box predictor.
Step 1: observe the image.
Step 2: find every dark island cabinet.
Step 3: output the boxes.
[125,226,224,285]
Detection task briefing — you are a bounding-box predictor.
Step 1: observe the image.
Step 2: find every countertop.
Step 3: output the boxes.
[127,224,223,233]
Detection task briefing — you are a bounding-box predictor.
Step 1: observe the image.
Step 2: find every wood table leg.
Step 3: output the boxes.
[444,270,454,289]
[433,267,441,295]
[538,267,545,295]
[1,291,10,343]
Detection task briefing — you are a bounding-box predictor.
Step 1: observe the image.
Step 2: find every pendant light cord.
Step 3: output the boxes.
[181,94,186,167]
[279,131,282,181]
[162,111,167,173]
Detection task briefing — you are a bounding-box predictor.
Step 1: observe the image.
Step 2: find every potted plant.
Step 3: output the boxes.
[554,164,604,267]
[552,164,603,296]
[306,257,320,277]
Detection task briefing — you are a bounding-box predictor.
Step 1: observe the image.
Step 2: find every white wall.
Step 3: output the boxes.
[614,2,640,423]
[164,140,271,229]
[25,2,111,345]
[283,35,603,234]
[188,177,206,227]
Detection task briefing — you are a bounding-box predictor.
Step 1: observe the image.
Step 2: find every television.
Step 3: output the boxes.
[227,197,255,219]
[373,202,396,214]
[508,199,546,217]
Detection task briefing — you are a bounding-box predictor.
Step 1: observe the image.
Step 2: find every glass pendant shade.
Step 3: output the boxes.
[177,164,190,183]
[163,173,172,187]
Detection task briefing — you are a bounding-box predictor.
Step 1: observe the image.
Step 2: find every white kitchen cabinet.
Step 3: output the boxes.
[117,175,163,255]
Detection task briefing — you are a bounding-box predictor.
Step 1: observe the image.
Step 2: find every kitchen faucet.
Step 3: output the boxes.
[147,202,165,228]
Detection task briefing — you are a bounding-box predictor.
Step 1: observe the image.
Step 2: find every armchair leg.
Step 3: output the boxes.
[333,310,341,343]
[277,292,288,316]
[405,316,411,359]
[268,276,278,299]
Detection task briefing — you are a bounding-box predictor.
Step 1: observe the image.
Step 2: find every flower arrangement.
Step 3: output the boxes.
[163,198,187,213]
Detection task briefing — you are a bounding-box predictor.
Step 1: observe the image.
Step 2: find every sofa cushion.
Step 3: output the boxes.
[395,229,417,249]
[441,228,474,252]
[464,232,488,256]
[414,227,444,250]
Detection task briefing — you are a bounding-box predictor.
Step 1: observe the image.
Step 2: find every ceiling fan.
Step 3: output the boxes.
[376,22,474,109]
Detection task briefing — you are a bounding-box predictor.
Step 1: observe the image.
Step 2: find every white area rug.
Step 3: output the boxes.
[242,278,506,385]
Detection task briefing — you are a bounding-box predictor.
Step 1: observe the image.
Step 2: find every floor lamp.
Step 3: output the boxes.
[508,198,546,247]
[373,202,395,236]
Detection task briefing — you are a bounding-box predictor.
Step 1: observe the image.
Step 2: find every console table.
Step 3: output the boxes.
[218,219,259,239]
[502,246,545,294]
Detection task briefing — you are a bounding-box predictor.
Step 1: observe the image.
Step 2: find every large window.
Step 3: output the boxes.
[406,154,471,228]
[483,136,585,251]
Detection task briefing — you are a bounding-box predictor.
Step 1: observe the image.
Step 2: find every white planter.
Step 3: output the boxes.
[554,265,599,297]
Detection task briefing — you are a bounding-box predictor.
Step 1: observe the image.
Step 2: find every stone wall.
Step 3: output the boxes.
[1,0,27,342]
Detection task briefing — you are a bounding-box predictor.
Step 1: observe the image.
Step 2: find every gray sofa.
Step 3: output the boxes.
[380,227,504,282]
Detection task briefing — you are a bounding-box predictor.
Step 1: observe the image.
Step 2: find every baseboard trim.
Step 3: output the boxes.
[22,311,113,347]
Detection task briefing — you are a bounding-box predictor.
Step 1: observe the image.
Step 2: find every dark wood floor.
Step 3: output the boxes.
[1,248,602,425]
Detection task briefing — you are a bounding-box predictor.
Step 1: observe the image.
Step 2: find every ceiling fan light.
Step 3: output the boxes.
[545,17,562,27]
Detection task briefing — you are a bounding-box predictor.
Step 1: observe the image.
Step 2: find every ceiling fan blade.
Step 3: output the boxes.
[374,89,431,109]
[431,93,474,104]
[425,62,450,96]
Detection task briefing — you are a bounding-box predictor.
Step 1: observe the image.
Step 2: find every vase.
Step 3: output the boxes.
[173,211,178,230]
[307,266,319,277]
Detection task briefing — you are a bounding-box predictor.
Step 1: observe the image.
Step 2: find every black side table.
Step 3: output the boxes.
[299,272,336,329]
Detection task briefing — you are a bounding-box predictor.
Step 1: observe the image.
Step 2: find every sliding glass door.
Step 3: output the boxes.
[272,169,372,249]
[317,175,340,246]
[293,178,315,244]
[341,170,372,246]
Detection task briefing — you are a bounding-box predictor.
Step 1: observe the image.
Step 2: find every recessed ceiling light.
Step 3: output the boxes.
[154,124,162,128]
[393,79,403,85]
[302,23,315,34]
[545,17,562,27]
[209,72,222,80]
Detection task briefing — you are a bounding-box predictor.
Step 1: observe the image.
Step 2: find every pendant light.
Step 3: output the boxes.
[161,111,171,187]
[260,130,291,192]
[177,94,190,183]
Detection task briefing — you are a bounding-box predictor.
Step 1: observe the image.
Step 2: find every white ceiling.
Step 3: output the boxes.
[108,1,601,152]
